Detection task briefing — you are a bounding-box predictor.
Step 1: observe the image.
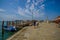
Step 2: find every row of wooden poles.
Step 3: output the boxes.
[2,20,17,40]
[2,20,31,34]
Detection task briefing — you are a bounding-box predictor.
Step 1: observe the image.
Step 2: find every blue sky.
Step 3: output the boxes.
[0,0,60,21]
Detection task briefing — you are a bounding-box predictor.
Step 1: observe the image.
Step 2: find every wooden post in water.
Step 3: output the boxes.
[2,20,4,34]
[12,21,14,26]
[7,21,9,27]
[15,21,17,28]
[2,20,4,40]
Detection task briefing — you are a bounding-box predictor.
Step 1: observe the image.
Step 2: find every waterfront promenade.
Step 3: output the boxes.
[7,22,60,40]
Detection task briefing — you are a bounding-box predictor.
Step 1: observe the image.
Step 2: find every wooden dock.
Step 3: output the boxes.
[7,22,60,40]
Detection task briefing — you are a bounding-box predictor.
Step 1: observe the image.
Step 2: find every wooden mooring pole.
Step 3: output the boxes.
[2,20,4,40]
[12,21,14,26]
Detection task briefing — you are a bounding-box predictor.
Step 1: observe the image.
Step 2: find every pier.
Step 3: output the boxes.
[7,22,60,40]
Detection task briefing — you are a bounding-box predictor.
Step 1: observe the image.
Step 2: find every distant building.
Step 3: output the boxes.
[54,16,60,24]
[56,16,60,20]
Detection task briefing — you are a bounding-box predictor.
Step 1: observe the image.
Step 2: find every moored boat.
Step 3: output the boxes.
[4,26,16,32]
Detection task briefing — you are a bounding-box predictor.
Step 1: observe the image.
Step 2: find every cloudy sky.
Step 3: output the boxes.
[0,0,60,21]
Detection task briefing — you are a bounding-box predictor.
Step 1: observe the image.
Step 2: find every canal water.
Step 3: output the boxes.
[0,21,15,40]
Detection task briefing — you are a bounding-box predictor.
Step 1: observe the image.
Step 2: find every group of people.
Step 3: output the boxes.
[33,21,39,28]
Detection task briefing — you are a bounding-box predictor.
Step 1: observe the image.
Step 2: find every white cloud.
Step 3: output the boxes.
[18,7,25,15]
[30,3,34,11]
[25,9,30,14]
[32,0,35,4]
[34,0,45,6]
[0,9,5,12]
[25,0,45,19]
[40,4,45,9]
[27,0,30,3]
[35,2,38,6]
[0,13,18,21]
[18,7,31,18]
[32,9,44,18]
[17,0,45,20]
[25,4,30,9]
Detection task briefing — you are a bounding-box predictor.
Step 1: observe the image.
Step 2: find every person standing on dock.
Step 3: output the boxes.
[34,21,36,26]
[36,22,39,26]
[33,21,37,28]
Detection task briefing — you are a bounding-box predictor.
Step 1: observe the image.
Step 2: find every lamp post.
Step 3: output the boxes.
[30,10,33,20]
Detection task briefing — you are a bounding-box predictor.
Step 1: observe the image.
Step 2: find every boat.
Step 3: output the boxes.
[4,26,16,32]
